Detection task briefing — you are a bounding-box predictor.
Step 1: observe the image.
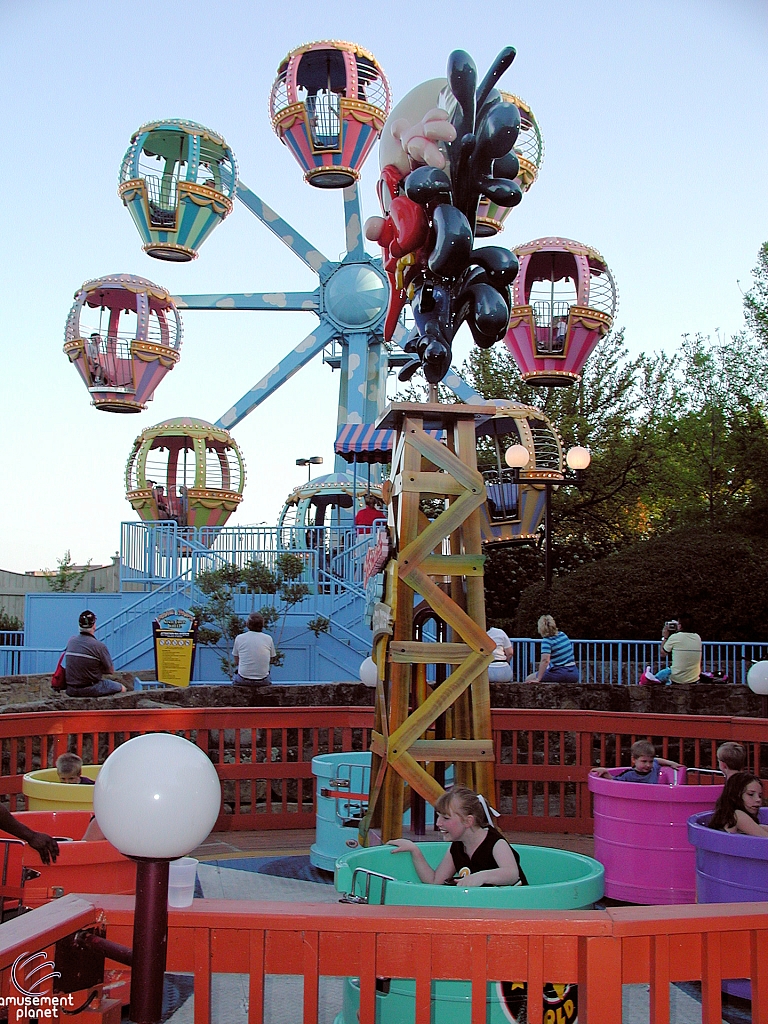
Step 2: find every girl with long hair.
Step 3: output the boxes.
[708,772,768,837]
[389,786,527,886]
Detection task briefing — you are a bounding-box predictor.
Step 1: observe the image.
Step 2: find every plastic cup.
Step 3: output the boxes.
[168,856,198,907]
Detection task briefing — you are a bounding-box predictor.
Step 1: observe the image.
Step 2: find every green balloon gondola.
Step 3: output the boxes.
[119,119,237,261]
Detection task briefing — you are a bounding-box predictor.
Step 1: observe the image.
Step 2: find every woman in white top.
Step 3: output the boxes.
[487,626,513,682]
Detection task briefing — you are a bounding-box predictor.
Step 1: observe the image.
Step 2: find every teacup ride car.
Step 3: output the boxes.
[332,840,604,1023]
[589,766,723,904]
[688,807,768,1000]
[0,810,135,909]
[22,766,100,811]
[311,752,450,870]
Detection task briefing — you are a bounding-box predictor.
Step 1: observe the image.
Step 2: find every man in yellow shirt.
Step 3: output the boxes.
[655,616,702,684]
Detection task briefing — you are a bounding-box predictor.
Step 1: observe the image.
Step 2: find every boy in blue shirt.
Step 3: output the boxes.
[590,740,681,783]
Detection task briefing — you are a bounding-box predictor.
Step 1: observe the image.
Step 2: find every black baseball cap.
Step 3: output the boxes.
[79,610,96,629]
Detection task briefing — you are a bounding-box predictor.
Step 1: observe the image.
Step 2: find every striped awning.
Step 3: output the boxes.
[334,423,396,464]
[334,422,445,463]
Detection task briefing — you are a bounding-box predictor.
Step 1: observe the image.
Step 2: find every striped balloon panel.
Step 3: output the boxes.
[122,190,224,255]
[187,502,234,530]
[478,483,547,545]
[504,315,603,379]
[282,117,378,174]
[477,199,513,229]
[124,193,153,248]
[68,349,91,389]
[174,194,228,252]
[131,355,174,407]
[504,317,538,376]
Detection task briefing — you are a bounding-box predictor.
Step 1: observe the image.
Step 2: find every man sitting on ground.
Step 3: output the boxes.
[64,610,126,698]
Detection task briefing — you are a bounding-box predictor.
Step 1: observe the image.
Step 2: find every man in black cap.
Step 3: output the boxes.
[64,610,126,697]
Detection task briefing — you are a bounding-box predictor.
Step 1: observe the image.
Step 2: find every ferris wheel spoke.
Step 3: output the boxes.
[173,291,319,312]
[215,320,338,430]
[343,184,365,259]
[441,367,485,405]
[234,180,331,274]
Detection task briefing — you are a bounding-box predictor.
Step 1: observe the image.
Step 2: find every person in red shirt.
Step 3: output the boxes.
[355,495,386,532]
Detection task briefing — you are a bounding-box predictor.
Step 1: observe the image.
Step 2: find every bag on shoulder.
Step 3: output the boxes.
[51,653,67,691]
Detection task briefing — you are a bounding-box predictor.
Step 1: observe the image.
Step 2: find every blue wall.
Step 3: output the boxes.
[24,593,141,650]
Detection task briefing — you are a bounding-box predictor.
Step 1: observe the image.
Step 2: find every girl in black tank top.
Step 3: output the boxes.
[389,787,528,887]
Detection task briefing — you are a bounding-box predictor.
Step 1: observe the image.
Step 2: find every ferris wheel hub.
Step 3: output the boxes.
[323,261,387,329]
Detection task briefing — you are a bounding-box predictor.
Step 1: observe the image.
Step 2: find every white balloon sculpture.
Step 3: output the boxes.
[747,661,768,696]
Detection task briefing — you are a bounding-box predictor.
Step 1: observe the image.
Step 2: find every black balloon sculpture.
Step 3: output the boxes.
[398,48,523,384]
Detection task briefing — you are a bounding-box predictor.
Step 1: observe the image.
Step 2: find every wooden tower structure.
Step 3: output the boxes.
[360,402,497,844]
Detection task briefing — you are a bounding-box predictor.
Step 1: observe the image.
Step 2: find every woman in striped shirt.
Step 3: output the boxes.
[526,614,579,683]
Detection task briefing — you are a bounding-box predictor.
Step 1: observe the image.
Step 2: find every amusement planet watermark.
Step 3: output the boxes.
[1,952,76,1015]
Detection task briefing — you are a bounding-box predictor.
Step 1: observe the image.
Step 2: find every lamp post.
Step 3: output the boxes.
[504,443,591,590]
[296,455,323,482]
[93,734,221,1024]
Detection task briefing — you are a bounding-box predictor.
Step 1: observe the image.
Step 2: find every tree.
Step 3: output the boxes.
[0,610,22,632]
[45,551,92,592]
[191,553,327,677]
[654,331,768,529]
[514,525,768,642]
[744,241,768,346]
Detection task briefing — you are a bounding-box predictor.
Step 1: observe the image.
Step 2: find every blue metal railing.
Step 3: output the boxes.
[120,522,366,591]
[509,639,768,686]
[5,636,767,685]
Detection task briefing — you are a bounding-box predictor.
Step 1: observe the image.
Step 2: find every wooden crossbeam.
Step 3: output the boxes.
[398,494,482,577]
[421,554,485,576]
[394,472,465,496]
[408,739,495,761]
[387,650,493,761]
[405,427,485,494]
[405,566,494,656]
[389,642,471,664]
[388,748,446,805]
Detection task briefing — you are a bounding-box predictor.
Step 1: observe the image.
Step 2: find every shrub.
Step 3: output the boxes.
[514,526,768,641]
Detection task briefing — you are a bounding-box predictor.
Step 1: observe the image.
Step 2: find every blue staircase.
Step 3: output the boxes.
[101,522,374,679]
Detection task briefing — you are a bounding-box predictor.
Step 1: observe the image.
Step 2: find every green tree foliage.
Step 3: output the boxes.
[45,551,93,592]
[514,525,768,642]
[192,553,312,676]
[653,332,768,529]
[744,241,768,345]
[0,610,22,632]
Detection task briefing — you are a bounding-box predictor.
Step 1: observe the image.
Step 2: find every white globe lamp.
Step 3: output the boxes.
[94,733,221,858]
[747,662,768,696]
[566,446,591,471]
[359,656,378,687]
[504,444,530,471]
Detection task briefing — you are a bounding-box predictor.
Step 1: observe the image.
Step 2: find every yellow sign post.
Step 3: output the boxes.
[152,608,198,688]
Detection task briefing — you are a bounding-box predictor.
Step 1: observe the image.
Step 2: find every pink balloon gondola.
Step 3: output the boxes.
[270,41,391,188]
[504,238,617,387]
[589,767,723,905]
[64,274,182,413]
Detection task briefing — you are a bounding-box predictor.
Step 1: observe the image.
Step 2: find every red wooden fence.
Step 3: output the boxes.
[0,707,764,832]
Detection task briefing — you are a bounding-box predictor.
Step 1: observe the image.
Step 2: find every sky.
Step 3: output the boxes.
[0,0,766,574]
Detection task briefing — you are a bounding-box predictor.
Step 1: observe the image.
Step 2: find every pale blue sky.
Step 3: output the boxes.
[0,0,766,572]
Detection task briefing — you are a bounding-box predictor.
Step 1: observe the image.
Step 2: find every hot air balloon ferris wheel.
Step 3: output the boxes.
[63,39,617,546]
